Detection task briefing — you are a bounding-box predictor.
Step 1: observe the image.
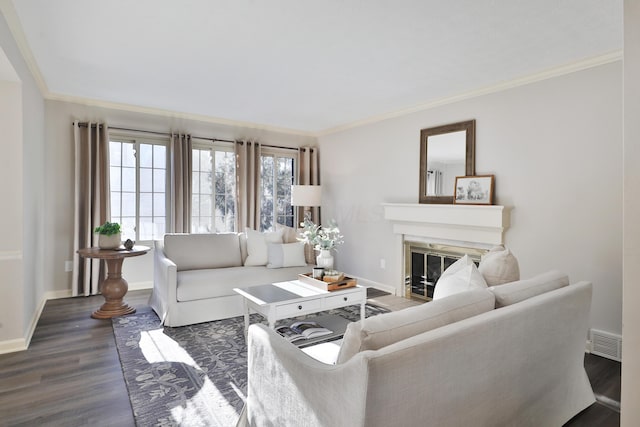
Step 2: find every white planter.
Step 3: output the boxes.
[316,249,334,269]
[98,233,121,249]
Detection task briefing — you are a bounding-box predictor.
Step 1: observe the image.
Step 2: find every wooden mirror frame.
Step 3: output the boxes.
[419,119,476,204]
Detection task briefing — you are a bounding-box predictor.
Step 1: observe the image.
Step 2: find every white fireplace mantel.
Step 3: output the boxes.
[382,203,510,246]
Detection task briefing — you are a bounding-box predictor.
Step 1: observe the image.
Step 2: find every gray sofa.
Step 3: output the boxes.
[240,271,595,427]
[149,232,312,327]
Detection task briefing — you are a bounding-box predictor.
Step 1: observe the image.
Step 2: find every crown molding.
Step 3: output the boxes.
[46,92,317,138]
[317,50,623,137]
[0,0,50,95]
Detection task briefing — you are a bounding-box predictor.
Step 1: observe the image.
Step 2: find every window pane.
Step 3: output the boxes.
[110,166,121,192]
[140,193,152,217]
[154,220,165,238]
[200,149,212,172]
[201,194,212,217]
[154,145,166,169]
[139,217,154,241]
[121,217,136,241]
[201,172,212,194]
[122,167,136,192]
[154,194,165,216]
[192,171,200,194]
[140,144,153,168]
[122,143,136,167]
[192,194,200,217]
[110,142,122,166]
[122,192,136,216]
[140,168,152,192]
[111,193,121,217]
[153,169,165,192]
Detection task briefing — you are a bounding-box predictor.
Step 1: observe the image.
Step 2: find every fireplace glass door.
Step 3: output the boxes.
[405,243,484,301]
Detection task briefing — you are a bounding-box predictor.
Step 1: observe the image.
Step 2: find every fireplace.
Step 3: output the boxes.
[382,203,510,299]
[405,242,486,300]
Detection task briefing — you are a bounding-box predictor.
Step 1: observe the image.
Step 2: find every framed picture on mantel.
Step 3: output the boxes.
[454,175,494,205]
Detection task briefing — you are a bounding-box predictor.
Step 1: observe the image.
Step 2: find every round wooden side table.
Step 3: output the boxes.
[77,246,150,319]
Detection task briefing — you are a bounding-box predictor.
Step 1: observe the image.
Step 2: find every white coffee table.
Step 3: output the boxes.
[233,280,366,334]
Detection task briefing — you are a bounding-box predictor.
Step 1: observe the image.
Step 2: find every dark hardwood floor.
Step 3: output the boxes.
[0,290,621,426]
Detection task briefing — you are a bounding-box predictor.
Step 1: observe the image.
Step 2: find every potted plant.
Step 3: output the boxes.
[94,221,122,249]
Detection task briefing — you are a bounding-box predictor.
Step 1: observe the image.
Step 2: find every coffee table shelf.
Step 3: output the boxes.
[233,280,366,335]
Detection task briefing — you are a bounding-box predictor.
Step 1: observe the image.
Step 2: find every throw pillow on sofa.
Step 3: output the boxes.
[164,233,242,271]
[244,228,284,266]
[432,255,487,300]
[336,288,495,363]
[478,245,520,286]
[276,223,316,265]
[267,242,307,268]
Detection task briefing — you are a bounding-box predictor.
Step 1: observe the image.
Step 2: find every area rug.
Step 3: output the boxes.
[112,303,388,427]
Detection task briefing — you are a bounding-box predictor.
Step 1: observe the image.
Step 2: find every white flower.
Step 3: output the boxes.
[298,218,344,251]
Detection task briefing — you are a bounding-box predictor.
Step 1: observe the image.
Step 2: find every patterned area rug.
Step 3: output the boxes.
[112,303,388,427]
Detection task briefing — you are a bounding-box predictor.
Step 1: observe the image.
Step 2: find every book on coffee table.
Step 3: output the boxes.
[276,320,332,342]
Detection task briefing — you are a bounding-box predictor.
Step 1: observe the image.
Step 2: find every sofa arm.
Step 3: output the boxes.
[245,324,368,427]
[149,240,177,324]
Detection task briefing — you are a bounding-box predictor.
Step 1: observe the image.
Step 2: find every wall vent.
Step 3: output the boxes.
[589,329,622,362]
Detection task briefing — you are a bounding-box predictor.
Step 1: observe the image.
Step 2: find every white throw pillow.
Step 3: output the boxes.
[478,245,520,286]
[432,255,487,300]
[267,242,307,268]
[244,228,284,266]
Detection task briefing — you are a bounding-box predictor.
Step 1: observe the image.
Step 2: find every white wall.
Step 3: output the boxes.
[319,61,623,336]
[0,78,23,343]
[0,9,45,351]
[44,100,317,294]
[622,0,640,424]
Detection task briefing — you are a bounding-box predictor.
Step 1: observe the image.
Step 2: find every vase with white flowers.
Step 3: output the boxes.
[299,218,344,269]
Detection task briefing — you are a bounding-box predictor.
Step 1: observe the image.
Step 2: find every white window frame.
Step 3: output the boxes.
[191,140,236,233]
[109,134,170,243]
[260,148,298,232]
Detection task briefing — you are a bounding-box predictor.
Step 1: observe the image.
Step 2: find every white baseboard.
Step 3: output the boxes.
[129,281,153,291]
[0,338,27,355]
[0,289,70,354]
[351,275,397,296]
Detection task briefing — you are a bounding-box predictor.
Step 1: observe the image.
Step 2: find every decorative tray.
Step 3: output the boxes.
[298,273,357,291]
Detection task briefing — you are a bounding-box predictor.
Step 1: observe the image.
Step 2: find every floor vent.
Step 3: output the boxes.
[589,329,622,362]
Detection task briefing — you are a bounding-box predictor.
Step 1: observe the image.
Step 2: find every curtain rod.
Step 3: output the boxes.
[73,122,313,152]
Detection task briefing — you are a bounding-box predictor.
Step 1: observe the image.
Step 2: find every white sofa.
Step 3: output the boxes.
[240,271,595,427]
[149,232,313,327]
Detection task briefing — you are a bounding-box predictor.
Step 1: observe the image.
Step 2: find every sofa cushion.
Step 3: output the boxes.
[336,287,495,363]
[489,270,569,308]
[432,255,487,300]
[478,245,520,286]
[164,233,242,272]
[267,242,307,268]
[176,265,313,302]
[244,229,284,266]
[276,223,316,265]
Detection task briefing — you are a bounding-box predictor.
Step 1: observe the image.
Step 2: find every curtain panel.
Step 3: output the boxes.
[169,133,192,233]
[235,140,262,231]
[72,121,110,296]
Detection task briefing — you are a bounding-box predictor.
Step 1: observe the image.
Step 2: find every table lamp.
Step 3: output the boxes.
[291,185,322,221]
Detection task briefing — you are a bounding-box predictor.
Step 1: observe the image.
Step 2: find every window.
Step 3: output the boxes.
[192,143,236,233]
[109,137,168,241]
[260,151,296,231]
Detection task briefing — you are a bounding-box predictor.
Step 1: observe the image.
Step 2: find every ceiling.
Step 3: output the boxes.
[4,0,622,135]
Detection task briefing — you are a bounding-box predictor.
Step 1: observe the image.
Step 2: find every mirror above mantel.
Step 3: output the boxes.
[419,120,476,204]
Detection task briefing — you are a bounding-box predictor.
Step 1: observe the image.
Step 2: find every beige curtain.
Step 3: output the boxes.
[297,147,321,223]
[72,121,110,296]
[235,140,262,231]
[169,133,192,233]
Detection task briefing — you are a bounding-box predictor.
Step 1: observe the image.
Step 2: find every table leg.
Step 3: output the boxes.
[91,257,136,319]
[243,299,250,335]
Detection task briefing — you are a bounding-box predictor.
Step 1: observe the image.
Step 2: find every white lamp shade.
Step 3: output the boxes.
[291,185,322,207]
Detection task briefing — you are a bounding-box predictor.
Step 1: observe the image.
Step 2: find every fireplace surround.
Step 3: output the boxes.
[383,203,510,298]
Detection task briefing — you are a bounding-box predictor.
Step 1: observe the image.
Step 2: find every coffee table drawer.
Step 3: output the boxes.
[325,292,364,310]
[276,298,323,317]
